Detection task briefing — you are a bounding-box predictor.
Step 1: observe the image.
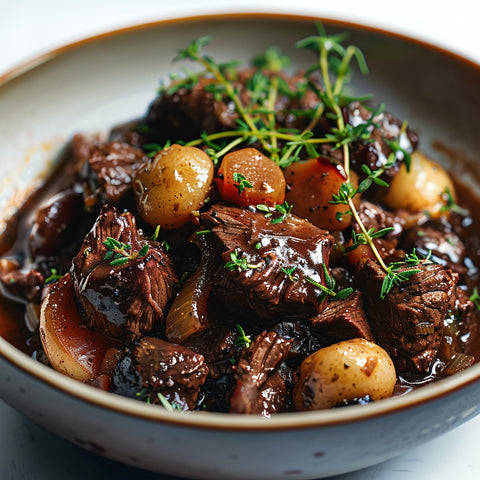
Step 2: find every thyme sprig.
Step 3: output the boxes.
[103,237,149,267]
[380,250,432,300]
[233,172,253,194]
[44,268,62,284]
[256,200,293,224]
[305,264,353,302]
[224,248,262,272]
[169,24,416,298]
[470,287,480,310]
[235,323,252,348]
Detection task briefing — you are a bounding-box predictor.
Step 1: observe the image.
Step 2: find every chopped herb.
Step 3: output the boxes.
[305,264,352,302]
[470,287,480,310]
[232,172,253,195]
[281,266,299,282]
[157,392,182,412]
[379,250,431,300]
[439,187,470,216]
[195,229,212,235]
[235,323,252,348]
[149,225,161,241]
[224,248,262,272]
[103,237,149,266]
[270,200,293,224]
[44,268,62,284]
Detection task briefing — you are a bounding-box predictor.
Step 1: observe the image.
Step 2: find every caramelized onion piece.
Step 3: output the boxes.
[40,273,120,382]
[165,235,215,343]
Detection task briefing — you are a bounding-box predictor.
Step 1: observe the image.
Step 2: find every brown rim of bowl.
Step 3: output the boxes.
[1,11,480,432]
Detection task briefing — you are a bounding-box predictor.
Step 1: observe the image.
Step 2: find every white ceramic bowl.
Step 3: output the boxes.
[1,14,480,480]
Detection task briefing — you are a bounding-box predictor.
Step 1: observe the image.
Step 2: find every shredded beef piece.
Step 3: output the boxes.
[71,204,178,340]
[356,257,457,372]
[309,291,374,343]
[229,331,292,415]
[133,336,209,410]
[82,141,148,207]
[199,203,334,320]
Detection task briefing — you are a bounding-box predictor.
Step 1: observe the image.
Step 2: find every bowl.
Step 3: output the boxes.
[1,13,480,480]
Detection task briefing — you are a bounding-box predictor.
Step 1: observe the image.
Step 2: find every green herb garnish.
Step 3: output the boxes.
[103,237,149,267]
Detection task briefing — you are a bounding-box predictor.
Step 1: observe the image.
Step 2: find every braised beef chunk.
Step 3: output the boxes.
[108,119,147,149]
[133,337,209,410]
[229,331,292,415]
[144,72,318,147]
[27,190,95,278]
[183,322,241,379]
[81,141,148,207]
[309,291,374,343]
[402,221,468,277]
[199,203,334,319]
[272,321,324,364]
[29,190,85,260]
[356,257,457,372]
[0,258,43,302]
[353,201,405,259]
[145,78,237,144]
[71,204,178,340]
[347,103,418,181]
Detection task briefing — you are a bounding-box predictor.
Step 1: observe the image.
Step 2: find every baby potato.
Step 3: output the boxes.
[133,144,214,229]
[382,151,456,218]
[293,338,396,411]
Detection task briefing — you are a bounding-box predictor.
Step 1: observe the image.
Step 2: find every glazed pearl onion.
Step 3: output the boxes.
[293,338,396,411]
[133,144,214,230]
[382,151,456,218]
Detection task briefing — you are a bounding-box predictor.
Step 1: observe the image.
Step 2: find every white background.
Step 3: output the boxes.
[1,1,480,479]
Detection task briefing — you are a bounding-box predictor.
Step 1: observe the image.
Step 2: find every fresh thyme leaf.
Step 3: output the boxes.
[149,225,161,242]
[380,267,421,300]
[44,268,62,284]
[232,172,253,194]
[256,204,271,213]
[439,187,470,216]
[110,257,130,267]
[235,323,252,348]
[281,266,299,282]
[379,250,431,300]
[103,237,149,267]
[225,249,261,272]
[157,392,182,412]
[175,36,213,61]
[470,287,480,310]
[270,200,293,224]
[330,182,357,205]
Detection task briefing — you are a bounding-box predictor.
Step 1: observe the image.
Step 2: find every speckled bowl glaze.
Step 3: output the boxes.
[1,14,480,480]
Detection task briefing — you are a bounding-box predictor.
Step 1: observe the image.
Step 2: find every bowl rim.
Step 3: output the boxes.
[1,11,480,432]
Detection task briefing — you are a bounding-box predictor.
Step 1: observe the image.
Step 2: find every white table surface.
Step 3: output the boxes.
[1,1,480,479]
